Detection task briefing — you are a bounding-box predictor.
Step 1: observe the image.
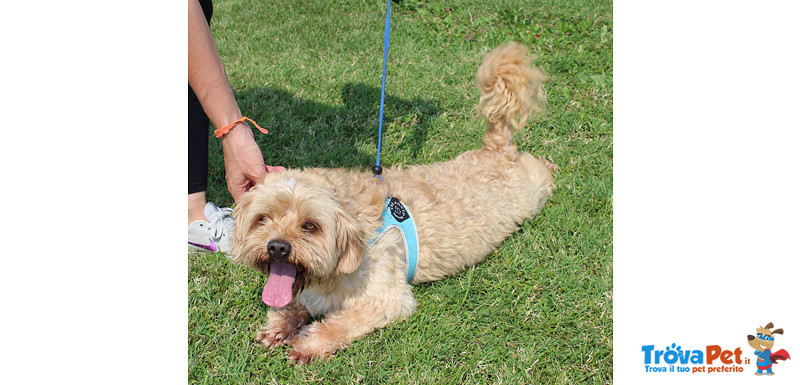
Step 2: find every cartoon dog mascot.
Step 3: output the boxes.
[747,322,791,375]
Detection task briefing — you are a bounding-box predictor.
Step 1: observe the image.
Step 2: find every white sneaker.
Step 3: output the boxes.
[188,202,234,256]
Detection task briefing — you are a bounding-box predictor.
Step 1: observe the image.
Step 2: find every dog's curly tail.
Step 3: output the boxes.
[476,43,548,152]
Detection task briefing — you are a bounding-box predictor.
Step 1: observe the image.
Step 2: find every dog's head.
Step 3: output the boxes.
[231,171,369,308]
[747,322,783,351]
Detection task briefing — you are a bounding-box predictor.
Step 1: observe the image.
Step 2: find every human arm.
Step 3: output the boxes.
[188,0,283,203]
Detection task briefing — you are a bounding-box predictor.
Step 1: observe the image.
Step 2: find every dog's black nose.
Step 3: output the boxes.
[267,240,292,260]
[747,335,755,341]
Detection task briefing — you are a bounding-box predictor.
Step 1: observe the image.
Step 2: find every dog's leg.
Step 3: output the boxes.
[286,292,415,364]
[285,305,383,364]
[255,302,310,349]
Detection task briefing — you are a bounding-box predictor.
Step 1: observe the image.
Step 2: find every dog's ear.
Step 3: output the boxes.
[334,209,364,274]
[772,328,784,335]
[231,188,259,261]
[765,322,774,329]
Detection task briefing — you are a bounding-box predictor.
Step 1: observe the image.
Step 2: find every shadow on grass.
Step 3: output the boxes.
[206,83,440,205]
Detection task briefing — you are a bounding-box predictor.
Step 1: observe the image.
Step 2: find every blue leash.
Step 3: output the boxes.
[369,1,419,283]
[372,0,394,180]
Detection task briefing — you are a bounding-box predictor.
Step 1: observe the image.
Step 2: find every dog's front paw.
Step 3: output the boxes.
[255,325,296,349]
[256,304,310,349]
[285,327,335,364]
[287,347,327,365]
[286,340,332,365]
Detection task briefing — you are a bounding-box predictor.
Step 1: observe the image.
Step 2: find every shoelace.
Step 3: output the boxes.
[206,206,234,239]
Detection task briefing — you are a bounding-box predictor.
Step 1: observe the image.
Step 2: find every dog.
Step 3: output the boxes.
[231,43,557,364]
[747,322,791,375]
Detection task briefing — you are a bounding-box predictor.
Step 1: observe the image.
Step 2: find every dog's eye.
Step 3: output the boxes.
[301,221,317,231]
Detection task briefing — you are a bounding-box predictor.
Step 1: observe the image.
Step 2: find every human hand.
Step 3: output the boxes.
[221,123,285,203]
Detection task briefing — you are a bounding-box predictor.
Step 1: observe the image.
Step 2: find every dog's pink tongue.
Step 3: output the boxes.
[262,261,297,308]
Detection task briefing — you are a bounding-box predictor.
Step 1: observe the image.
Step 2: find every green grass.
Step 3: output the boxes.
[190,0,612,383]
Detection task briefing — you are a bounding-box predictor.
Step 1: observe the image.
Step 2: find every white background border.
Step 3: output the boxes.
[1,1,185,383]
[615,1,800,383]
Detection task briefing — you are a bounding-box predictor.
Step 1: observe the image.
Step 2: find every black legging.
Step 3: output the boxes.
[188,0,214,194]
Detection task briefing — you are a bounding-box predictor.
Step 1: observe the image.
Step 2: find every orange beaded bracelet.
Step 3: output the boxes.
[214,117,269,138]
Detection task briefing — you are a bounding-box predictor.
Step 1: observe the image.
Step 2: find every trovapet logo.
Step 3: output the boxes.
[641,344,746,374]
[640,321,792,376]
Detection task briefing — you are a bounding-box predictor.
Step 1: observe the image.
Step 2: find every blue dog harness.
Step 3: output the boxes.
[369,197,419,283]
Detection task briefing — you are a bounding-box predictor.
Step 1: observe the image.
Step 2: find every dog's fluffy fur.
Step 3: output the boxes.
[232,43,556,364]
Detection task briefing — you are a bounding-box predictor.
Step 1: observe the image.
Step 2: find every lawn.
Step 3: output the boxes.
[189,0,612,383]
